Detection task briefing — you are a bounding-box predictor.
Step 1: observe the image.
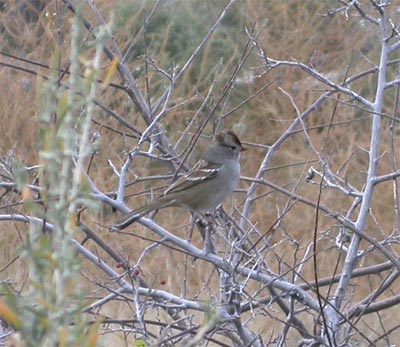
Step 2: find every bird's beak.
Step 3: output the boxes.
[241,146,248,152]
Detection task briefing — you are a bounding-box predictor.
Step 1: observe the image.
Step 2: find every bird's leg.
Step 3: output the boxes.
[195,216,217,254]
[204,225,214,253]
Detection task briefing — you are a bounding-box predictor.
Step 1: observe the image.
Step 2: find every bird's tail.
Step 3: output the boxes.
[110,199,176,231]
[110,204,156,231]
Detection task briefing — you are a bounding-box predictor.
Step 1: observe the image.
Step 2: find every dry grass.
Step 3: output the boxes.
[2,0,400,346]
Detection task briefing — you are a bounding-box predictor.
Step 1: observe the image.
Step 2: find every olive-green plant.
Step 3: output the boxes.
[0,9,107,347]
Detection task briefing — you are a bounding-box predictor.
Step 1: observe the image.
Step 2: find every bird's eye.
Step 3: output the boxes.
[230,145,237,150]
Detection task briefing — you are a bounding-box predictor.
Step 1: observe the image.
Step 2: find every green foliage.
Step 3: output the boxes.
[114,0,247,86]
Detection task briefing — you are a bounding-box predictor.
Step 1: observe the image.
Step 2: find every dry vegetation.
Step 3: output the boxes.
[1,0,400,346]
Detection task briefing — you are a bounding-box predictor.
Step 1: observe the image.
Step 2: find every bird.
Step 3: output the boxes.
[112,130,246,230]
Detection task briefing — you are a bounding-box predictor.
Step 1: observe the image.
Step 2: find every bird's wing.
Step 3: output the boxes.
[163,161,221,195]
